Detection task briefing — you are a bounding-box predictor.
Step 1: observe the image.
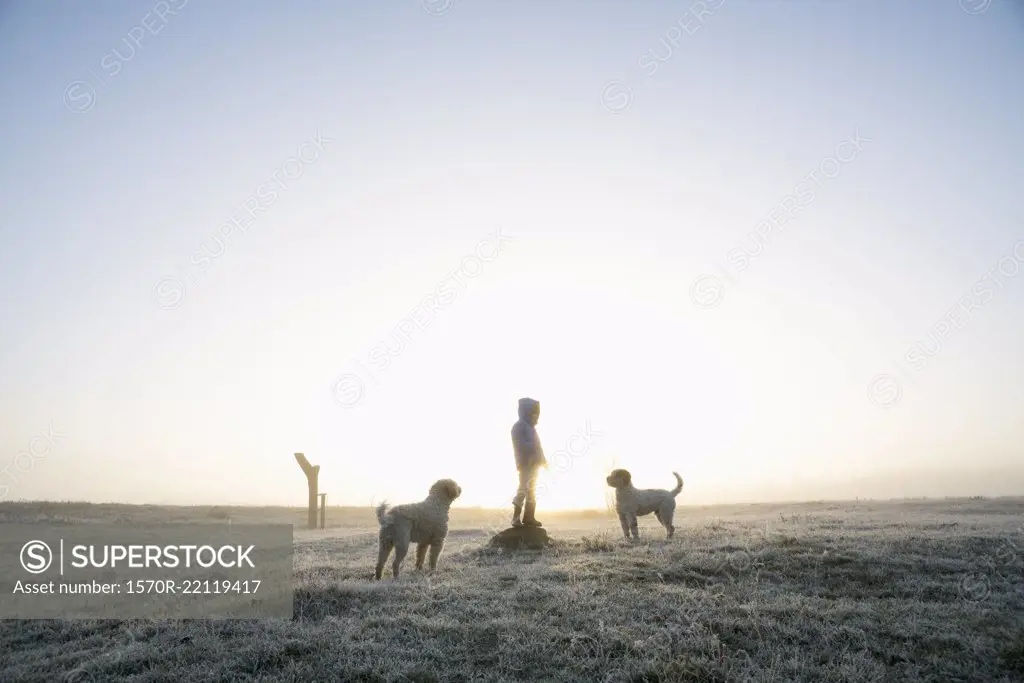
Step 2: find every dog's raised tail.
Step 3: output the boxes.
[671,472,684,496]
[375,501,390,526]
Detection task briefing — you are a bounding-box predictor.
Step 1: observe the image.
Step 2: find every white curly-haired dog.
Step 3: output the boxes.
[374,478,462,580]
[606,469,684,540]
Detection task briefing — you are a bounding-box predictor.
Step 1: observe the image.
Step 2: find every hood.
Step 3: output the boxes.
[518,397,539,421]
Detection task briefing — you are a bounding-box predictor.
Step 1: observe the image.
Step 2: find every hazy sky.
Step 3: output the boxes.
[1,0,1023,510]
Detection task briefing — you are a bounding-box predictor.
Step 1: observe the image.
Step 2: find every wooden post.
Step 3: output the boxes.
[319,493,327,529]
[294,453,320,530]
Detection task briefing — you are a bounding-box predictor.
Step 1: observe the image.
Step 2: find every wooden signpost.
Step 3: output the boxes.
[293,452,320,530]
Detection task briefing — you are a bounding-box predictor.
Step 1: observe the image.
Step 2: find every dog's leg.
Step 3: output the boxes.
[375,538,393,580]
[663,503,675,539]
[629,515,640,540]
[392,528,410,579]
[392,542,409,579]
[427,539,445,571]
[415,543,428,570]
[618,513,631,540]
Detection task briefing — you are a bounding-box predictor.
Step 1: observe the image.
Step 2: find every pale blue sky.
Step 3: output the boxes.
[1,0,1022,508]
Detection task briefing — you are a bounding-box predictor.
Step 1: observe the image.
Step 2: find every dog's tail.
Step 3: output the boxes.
[670,472,684,497]
[375,501,391,526]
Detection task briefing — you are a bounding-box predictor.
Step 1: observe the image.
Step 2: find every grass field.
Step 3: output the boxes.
[1,498,1023,682]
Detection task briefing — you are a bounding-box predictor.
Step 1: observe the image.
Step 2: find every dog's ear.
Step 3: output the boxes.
[619,470,631,485]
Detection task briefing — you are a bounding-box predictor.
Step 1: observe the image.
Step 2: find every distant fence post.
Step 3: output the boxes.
[319,493,327,529]
[294,452,320,530]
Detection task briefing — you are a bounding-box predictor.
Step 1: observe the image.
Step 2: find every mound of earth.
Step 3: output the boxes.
[489,526,551,550]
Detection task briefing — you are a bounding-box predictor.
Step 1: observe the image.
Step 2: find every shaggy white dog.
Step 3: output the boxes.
[606,469,683,540]
[374,478,462,580]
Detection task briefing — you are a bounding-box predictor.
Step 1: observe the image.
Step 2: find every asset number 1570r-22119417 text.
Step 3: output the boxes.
[125,579,262,594]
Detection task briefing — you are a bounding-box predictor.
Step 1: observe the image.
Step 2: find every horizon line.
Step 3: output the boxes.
[1,493,1019,511]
